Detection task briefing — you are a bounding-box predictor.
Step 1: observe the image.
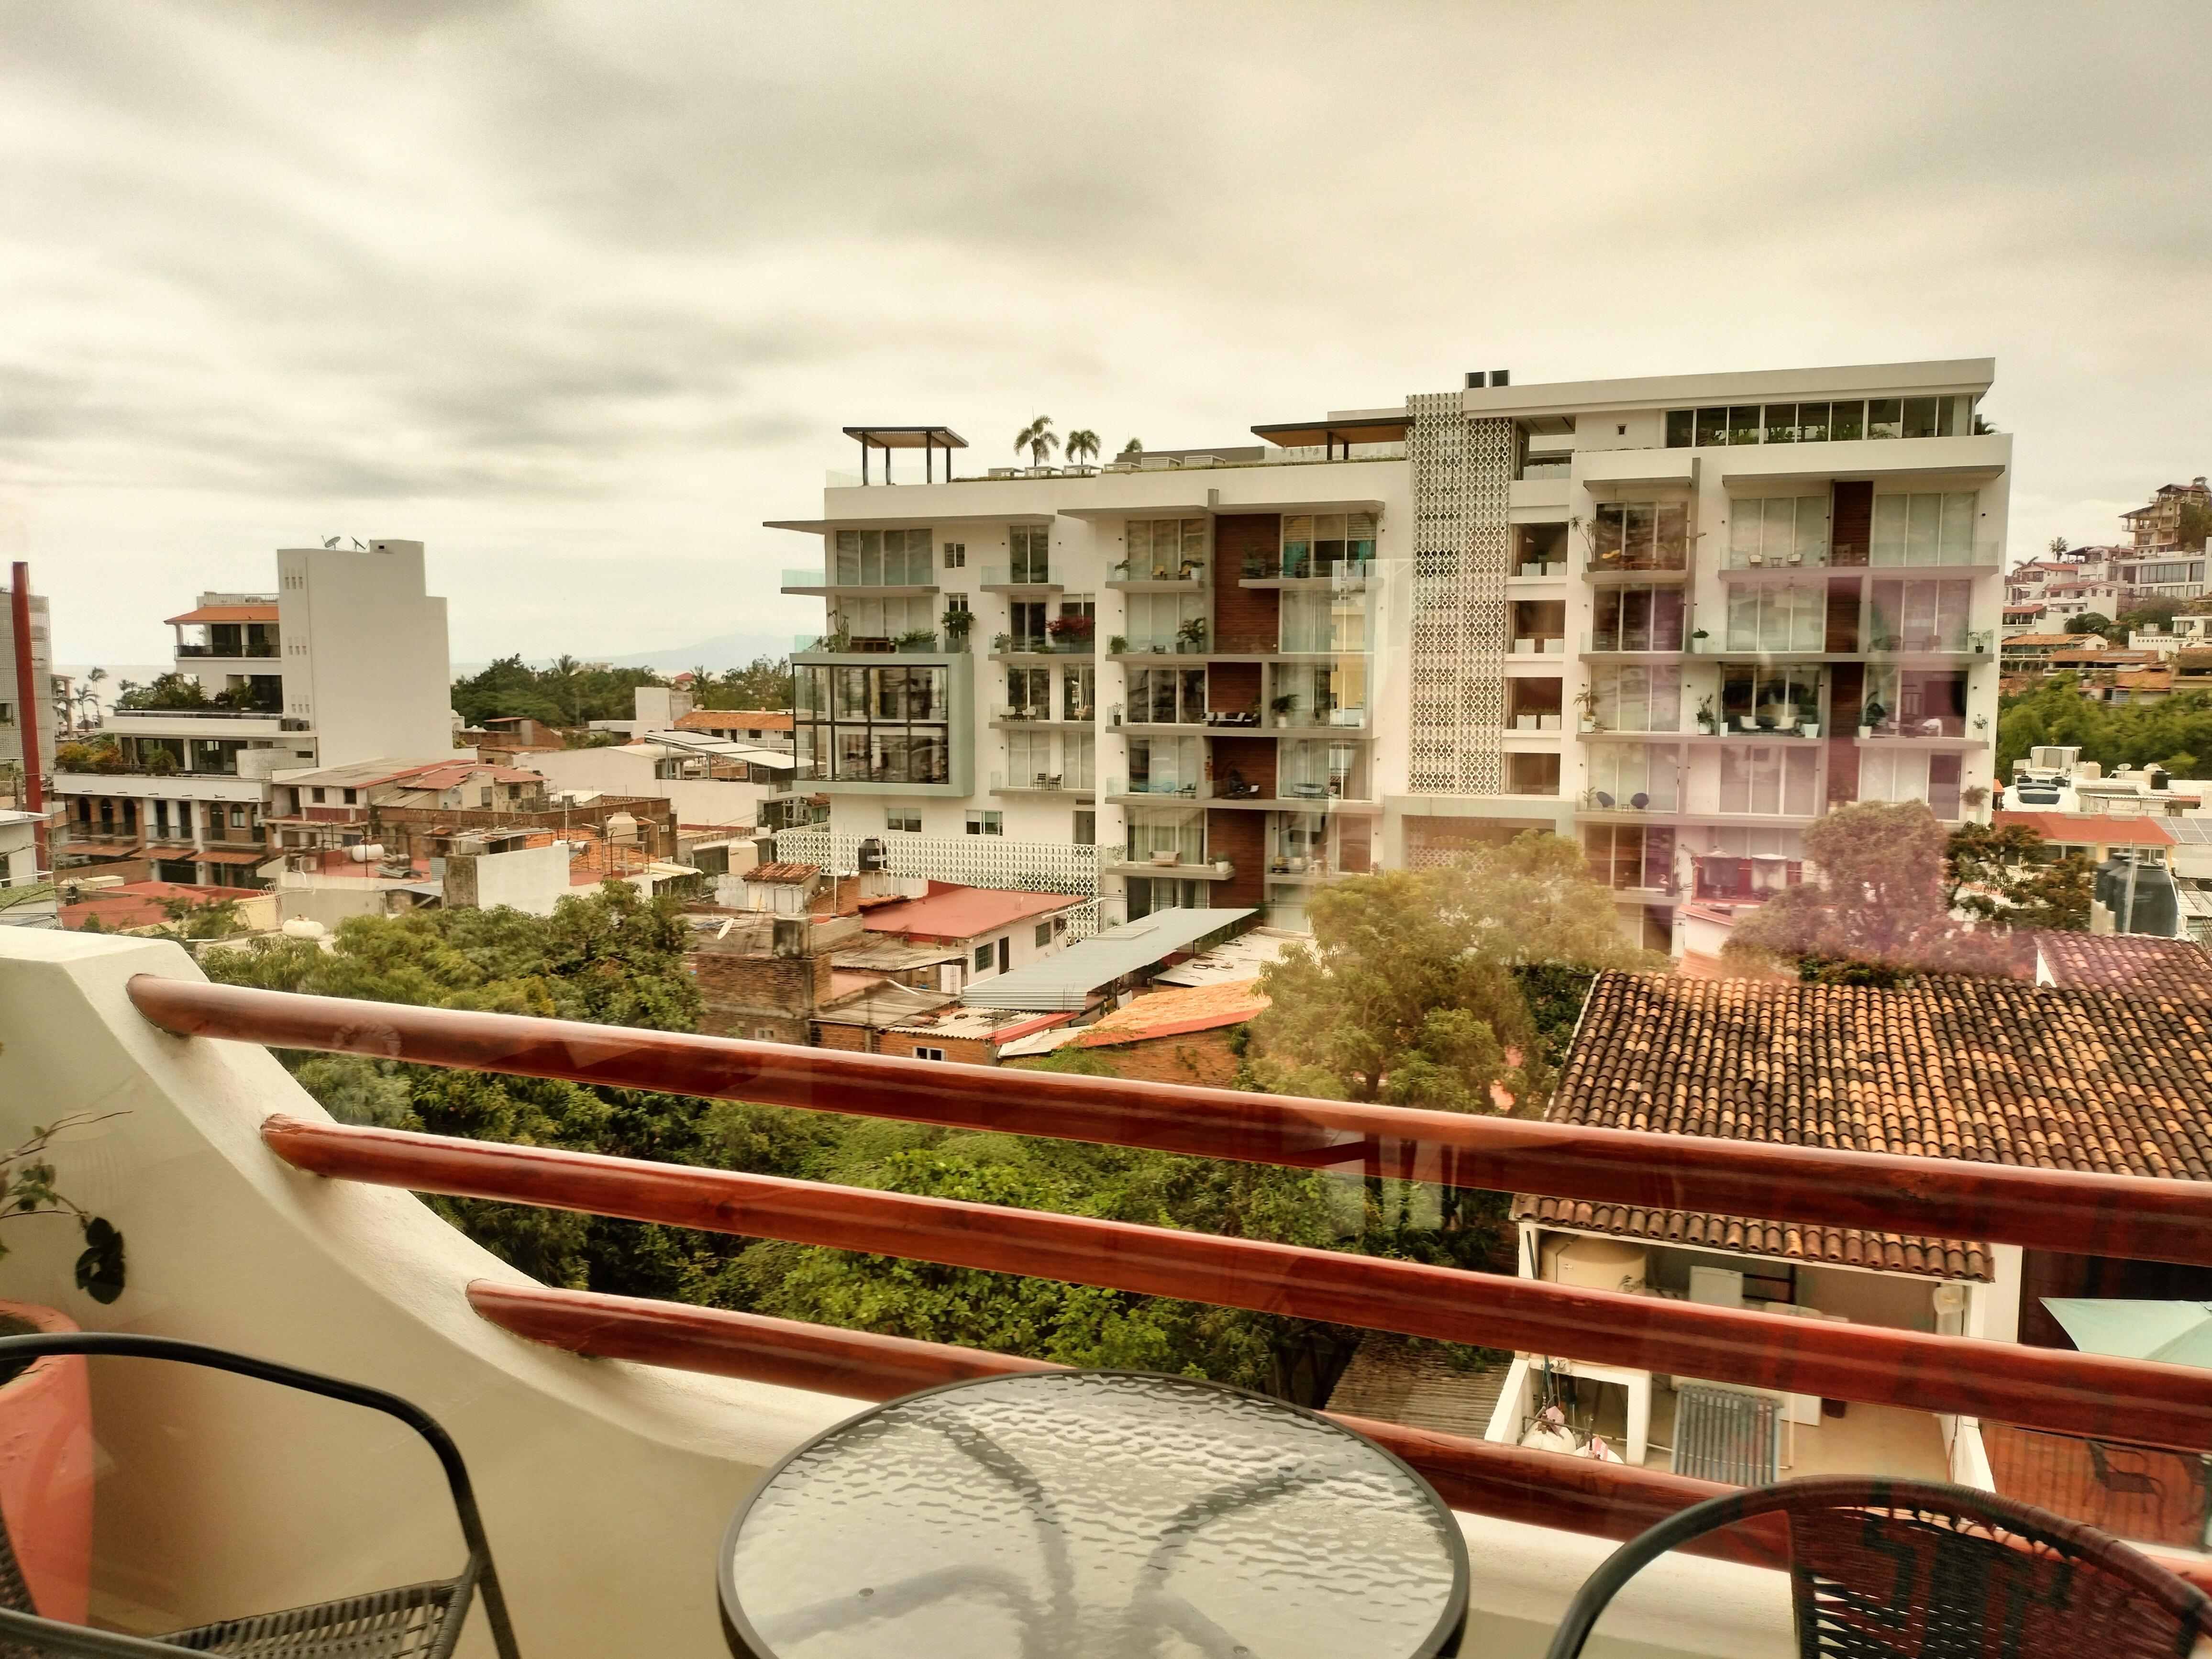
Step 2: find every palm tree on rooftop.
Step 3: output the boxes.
[1013,416,1057,468]
[1065,430,1100,468]
[1118,437,1144,461]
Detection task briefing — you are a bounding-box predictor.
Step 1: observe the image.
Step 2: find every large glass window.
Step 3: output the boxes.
[1006,729,1053,782]
[1127,736,1201,795]
[1064,733,1095,789]
[1281,740,1365,800]
[1585,743,1681,811]
[1720,664,1823,733]
[830,595,934,642]
[1861,668,1968,736]
[1280,590,1370,653]
[1869,492,1980,565]
[1126,667,1206,725]
[1591,666,1682,732]
[1859,749,1964,818]
[1726,497,1830,568]
[1725,584,1826,653]
[1125,519,1207,579]
[1279,513,1378,578]
[1275,660,1366,728]
[1126,807,1204,864]
[1867,579,1974,651]
[1719,744,1821,815]
[1005,667,1049,719]
[1590,502,1689,572]
[833,528,932,586]
[796,663,951,784]
[1590,586,1686,652]
[1123,591,1206,653]
[1063,665,1096,722]
[1665,396,1967,446]
[1009,524,1051,584]
[1585,824,1676,892]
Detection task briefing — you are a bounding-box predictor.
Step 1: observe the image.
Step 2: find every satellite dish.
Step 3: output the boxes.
[323,536,340,548]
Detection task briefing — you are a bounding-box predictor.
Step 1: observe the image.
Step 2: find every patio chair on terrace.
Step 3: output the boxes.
[0,1332,520,1659]
[1544,1474,2210,1659]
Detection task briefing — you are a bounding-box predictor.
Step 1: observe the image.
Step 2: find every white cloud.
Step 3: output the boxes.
[3,0,2209,661]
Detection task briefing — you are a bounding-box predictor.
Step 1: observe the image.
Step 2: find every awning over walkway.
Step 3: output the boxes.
[960,907,1254,1012]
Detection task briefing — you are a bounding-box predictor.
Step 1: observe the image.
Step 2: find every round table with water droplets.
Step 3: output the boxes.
[718,1370,1469,1659]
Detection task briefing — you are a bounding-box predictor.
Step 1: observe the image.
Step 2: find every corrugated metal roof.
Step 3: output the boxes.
[960,908,1256,1011]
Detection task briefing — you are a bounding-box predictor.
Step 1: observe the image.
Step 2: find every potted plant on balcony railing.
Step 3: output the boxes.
[1174,617,1208,654]
[1695,696,1717,736]
[1046,615,1095,650]
[1270,693,1298,729]
[1689,628,1710,653]
[894,628,939,653]
[991,631,1013,653]
[940,607,971,647]
[0,1115,128,1623]
[1107,634,1128,655]
[1576,686,1603,734]
[1860,697,1887,740]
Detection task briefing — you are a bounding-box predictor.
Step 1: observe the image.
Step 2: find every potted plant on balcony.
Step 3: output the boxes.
[1046,615,1095,650]
[1860,697,1886,740]
[940,606,971,647]
[1689,628,1710,653]
[991,631,1013,654]
[0,1115,129,1623]
[1576,686,1603,734]
[894,628,938,653]
[1796,690,1821,740]
[1108,634,1128,655]
[1174,617,1208,654]
[1270,693,1299,729]
[1695,696,1716,736]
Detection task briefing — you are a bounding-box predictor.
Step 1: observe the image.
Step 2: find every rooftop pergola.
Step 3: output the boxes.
[842,425,968,485]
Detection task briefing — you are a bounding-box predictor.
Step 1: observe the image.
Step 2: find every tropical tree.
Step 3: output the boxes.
[1725,801,2021,981]
[2048,536,2069,556]
[1117,437,1144,461]
[1943,820,2093,932]
[1243,834,1657,1115]
[1012,416,1057,468]
[2065,613,2114,637]
[1064,429,1100,467]
[2178,500,2211,552]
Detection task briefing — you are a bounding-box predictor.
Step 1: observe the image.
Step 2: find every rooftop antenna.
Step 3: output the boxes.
[323,536,340,548]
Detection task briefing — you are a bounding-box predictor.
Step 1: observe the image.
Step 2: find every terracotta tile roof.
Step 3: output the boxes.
[1993,811,2176,847]
[1513,971,2212,1282]
[2037,934,2212,1002]
[2004,632,2095,648]
[62,880,235,932]
[1073,978,1270,1047]
[745,862,819,884]
[675,709,794,733]
[862,882,1084,942]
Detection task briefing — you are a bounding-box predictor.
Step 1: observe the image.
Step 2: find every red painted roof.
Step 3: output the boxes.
[165,604,278,625]
[675,709,794,733]
[1993,811,2176,846]
[62,881,236,931]
[861,881,1084,942]
[1074,979,1270,1047]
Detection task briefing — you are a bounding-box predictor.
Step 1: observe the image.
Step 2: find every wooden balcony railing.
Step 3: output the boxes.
[126,973,2212,1591]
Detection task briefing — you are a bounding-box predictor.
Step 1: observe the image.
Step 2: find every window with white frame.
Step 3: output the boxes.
[1591,501,1690,572]
[1725,583,1826,653]
[1726,497,1830,568]
[1125,806,1203,864]
[1592,666,1682,732]
[1006,729,1054,784]
[833,527,931,586]
[886,808,921,832]
[1867,579,1974,652]
[1034,922,1053,948]
[1719,744,1821,816]
[1280,590,1369,654]
[1125,519,1207,579]
[1859,749,1964,818]
[965,810,1003,836]
[942,542,966,569]
[1870,493,1980,566]
[1127,735,1200,794]
[912,1046,948,1061]
[1126,667,1206,725]
[831,595,935,641]
[1279,513,1377,578]
[1009,524,1051,584]
[1063,665,1096,721]
[1585,743,1682,811]
[1064,732,1095,789]
[1124,592,1206,653]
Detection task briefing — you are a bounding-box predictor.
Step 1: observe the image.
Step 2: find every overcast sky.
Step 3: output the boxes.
[5,0,2209,666]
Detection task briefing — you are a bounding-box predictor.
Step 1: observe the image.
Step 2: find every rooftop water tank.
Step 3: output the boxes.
[605,811,640,845]
[281,917,327,941]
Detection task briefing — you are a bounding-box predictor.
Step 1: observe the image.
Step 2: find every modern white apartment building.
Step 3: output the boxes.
[53,539,453,888]
[770,363,2009,947]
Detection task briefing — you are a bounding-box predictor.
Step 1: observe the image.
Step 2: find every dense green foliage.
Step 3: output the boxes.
[450,653,790,730]
[1997,675,2212,778]
[1943,821,2094,932]
[115,671,273,713]
[202,883,1491,1402]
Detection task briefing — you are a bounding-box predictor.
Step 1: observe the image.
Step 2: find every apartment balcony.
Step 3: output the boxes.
[988,770,1095,799]
[1237,555,1373,592]
[1101,855,1236,881]
[1107,563,1209,592]
[1578,632,1683,661]
[988,708,1094,730]
[778,567,938,597]
[7,934,2211,1656]
[793,633,966,657]
[988,630,1094,661]
[1106,777,1380,813]
[1717,541,2004,578]
[979,565,1062,594]
[1582,553,1691,585]
[1689,632,1995,664]
[173,642,280,659]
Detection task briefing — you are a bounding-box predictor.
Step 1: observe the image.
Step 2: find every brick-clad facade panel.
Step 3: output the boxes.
[1211,516,1281,653]
[1206,809,1265,907]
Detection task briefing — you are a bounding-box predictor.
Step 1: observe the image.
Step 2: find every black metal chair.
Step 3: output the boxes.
[0,1333,520,1658]
[1544,1474,2211,1659]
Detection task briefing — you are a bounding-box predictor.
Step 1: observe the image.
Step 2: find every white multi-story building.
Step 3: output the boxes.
[769,364,2009,949]
[53,539,453,888]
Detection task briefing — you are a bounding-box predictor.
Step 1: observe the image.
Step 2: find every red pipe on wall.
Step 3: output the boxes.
[261,1114,2212,1452]
[8,562,44,874]
[128,975,2212,1270]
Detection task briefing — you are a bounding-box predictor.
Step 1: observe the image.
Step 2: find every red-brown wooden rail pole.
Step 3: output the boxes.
[261,1114,2212,1452]
[129,975,2212,1270]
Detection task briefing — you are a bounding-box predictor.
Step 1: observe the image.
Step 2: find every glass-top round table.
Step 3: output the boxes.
[719,1370,1468,1659]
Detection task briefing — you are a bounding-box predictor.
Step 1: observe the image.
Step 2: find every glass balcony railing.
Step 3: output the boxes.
[982,565,1058,587]
[990,631,1094,656]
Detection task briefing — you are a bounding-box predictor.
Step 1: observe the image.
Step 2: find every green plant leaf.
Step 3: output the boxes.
[75,1217,126,1305]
